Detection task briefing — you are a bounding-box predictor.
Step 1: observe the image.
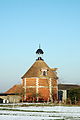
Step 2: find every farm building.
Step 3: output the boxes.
[58,84,80,102]
[1,46,79,103]
[2,46,58,103]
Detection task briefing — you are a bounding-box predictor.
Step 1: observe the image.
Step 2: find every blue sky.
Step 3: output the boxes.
[0,0,80,92]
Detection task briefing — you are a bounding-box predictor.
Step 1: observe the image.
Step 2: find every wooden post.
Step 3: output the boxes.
[24,78,26,101]
[49,78,53,102]
[36,78,39,102]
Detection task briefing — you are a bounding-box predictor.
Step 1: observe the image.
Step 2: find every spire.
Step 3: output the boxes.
[39,44,40,49]
[36,44,44,61]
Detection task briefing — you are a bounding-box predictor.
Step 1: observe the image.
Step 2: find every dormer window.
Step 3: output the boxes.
[43,71,46,76]
[41,69,48,76]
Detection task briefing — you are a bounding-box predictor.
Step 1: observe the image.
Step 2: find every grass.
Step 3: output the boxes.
[0,107,59,113]
[0,102,80,108]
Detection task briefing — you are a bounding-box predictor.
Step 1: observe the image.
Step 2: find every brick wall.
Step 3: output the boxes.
[22,77,58,102]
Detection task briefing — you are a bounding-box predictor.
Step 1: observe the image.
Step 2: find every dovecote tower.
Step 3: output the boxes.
[22,46,58,102]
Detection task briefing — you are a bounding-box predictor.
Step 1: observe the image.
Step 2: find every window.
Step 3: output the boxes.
[43,71,46,76]
[41,69,47,76]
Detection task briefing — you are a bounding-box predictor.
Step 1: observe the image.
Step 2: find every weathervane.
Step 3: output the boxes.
[36,44,44,60]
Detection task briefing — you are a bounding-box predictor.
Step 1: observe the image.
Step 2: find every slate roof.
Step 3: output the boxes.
[58,84,80,90]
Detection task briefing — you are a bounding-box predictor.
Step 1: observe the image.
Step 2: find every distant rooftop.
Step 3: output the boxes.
[58,84,80,90]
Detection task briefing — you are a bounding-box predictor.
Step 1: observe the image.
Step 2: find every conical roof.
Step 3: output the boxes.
[21,60,57,79]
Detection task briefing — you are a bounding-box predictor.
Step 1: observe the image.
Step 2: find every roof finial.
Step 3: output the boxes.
[39,44,40,49]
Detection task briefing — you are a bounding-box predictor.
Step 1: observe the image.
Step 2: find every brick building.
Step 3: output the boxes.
[3,46,58,103]
[1,46,80,103]
[21,46,58,102]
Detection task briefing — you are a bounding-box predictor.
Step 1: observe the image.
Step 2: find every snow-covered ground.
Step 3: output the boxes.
[0,106,80,120]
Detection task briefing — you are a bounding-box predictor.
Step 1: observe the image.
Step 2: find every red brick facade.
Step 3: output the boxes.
[22,76,58,102]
